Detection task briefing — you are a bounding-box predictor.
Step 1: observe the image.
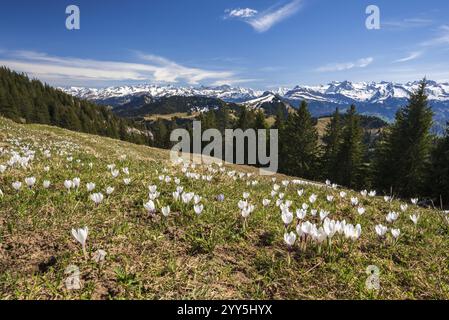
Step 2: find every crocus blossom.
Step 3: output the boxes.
[90,193,104,205]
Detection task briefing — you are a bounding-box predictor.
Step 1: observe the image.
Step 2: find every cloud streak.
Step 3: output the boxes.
[394,51,423,63]
[421,25,449,47]
[225,0,303,33]
[0,50,242,86]
[316,57,374,73]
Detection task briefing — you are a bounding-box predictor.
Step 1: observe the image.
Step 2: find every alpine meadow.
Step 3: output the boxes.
[1,0,449,303]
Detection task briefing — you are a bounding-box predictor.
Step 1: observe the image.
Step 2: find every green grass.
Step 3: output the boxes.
[0,116,448,300]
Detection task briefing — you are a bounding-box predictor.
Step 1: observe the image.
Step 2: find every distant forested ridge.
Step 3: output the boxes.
[0,67,151,145]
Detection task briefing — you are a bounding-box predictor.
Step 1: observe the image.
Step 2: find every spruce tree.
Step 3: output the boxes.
[279,100,318,179]
[373,79,433,196]
[335,105,364,188]
[321,108,342,181]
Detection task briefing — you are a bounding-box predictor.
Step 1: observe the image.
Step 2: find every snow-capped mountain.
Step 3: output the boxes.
[61,80,449,105]
[61,84,263,105]
[60,80,449,126]
[282,80,449,105]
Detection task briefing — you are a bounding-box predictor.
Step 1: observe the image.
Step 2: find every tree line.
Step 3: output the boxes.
[0,67,151,145]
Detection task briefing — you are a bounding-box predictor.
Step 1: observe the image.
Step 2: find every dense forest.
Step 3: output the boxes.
[0,67,151,145]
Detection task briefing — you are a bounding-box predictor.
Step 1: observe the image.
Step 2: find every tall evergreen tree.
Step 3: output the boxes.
[279,100,318,179]
[373,80,433,196]
[321,108,342,181]
[335,105,364,188]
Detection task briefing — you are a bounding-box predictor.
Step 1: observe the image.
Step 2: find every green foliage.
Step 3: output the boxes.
[373,80,434,197]
[0,67,150,146]
[335,105,365,188]
[279,100,319,179]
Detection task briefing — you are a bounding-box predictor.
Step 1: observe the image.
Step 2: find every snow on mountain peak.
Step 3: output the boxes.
[60,80,449,106]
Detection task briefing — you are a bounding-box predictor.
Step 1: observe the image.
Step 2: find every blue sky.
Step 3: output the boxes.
[0,0,448,88]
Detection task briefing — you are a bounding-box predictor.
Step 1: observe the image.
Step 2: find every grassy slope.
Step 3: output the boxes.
[0,117,448,300]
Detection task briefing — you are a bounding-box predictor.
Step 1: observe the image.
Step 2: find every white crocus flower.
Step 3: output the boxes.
[106,187,114,195]
[400,204,408,212]
[43,180,51,189]
[162,206,171,217]
[297,189,304,197]
[111,170,119,178]
[182,192,194,204]
[72,226,88,257]
[326,195,334,202]
[12,181,22,191]
[0,164,6,173]
[144,200,156,213]
[375,224,388,238]
[123,178,131,185]
[273,184,280,191]
[357,207,366,215]
[384,196,392,202]
[64,180,73,191]
[148,185,157,193]
[193,195,202,204]
[339,191,346,198]
[386,211,399,223]
[122,167,129,175]
[242,192,250,199]
[25,177,36,188]
[309,194,317,204]
[296,208,307,220]
[391,228,401,239]
[350,197,359,206]
[319,210,329,221]
[281,209,294,225]
[360,190,368,197]
[148,192,160,200]
[194,204,204,215]
[411,198,418,205]
[0,188,3,197]
[262,199,271,207]
[368,190,376,197]
[409,214,420,225]
[284,232,296,247]
[86,183,95,192]
[90,192,104,205]
[72,177,80,189]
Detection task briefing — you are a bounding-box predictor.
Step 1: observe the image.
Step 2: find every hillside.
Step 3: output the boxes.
[0,68,151,145]
[1,116,448,299]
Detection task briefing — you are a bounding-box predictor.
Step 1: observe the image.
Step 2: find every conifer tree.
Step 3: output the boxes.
[335,105,364,188]
[321,108,342,181]
[279,100,318,179]
[373,79,433,196]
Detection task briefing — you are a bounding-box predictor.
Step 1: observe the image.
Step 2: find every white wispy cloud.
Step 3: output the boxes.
[0,50,242,86]
[225,8,258,19]
[421,25,449,47]
[394,51,423,63]
[225,0,303,33]
[316,57,374,73]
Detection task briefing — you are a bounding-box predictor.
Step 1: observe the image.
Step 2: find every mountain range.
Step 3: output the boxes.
[61,80,449,128]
